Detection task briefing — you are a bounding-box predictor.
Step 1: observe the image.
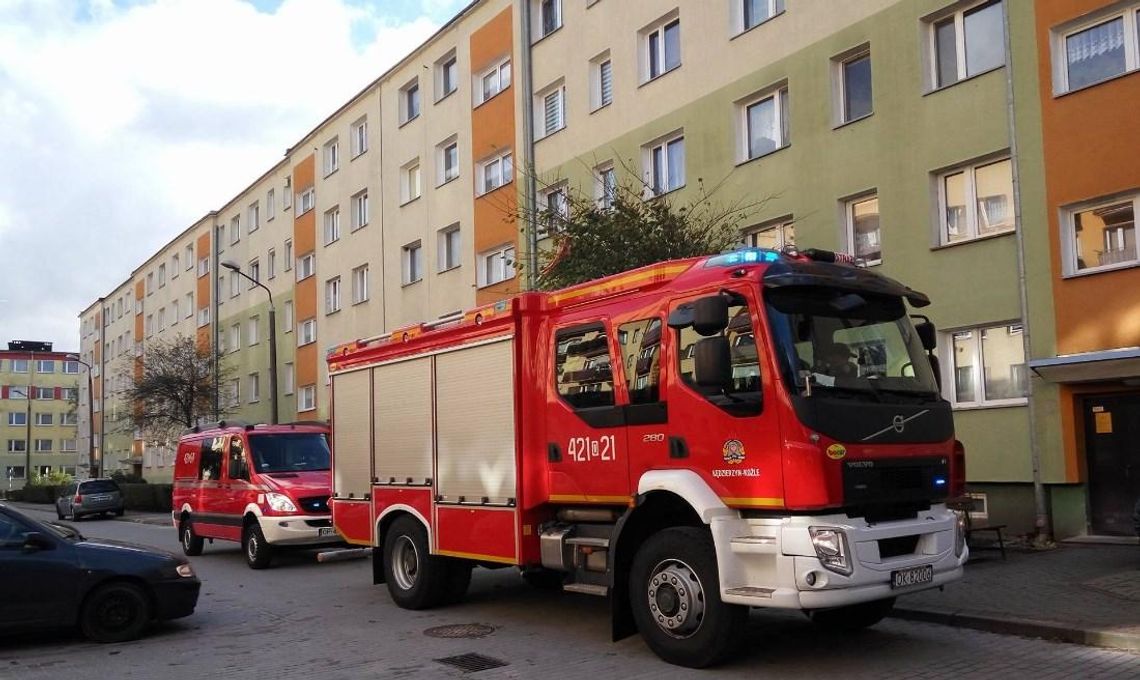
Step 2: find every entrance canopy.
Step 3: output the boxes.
[1029,347,1140,383]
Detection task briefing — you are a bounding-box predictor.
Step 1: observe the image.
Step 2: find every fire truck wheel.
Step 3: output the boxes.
[180,520,204,556]
[383,516,449,609]
[808,597,895,631]
[629,527,747,668]
[442,562,473,604]
[243,523,274,569]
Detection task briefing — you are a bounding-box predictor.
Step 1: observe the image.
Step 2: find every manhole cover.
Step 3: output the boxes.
[424,623,496,639]
[434,652,509,673]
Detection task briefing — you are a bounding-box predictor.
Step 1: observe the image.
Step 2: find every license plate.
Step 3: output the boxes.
[318,527,336,537]
[891,564,933,589]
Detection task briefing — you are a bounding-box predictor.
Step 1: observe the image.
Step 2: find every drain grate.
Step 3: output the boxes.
[424,623,496,639]
[434,652,509,673]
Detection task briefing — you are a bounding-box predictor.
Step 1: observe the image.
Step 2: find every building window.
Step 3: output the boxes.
[643,132,685,196]
[642,14,681,82]
[298,319,316,346]
[352,265,369,304]
[146,272,154,295]
[249,259,260,285]
[536,81,566,138]
[284,239,293,271]
[478,58,511,105]
[230,272,241,298]
[158,263,166,288]
[538,0,562,37]
[197,307,211,328]
[185,293,194,319]
[63,361,80,374]
[401,160,422,204]
[10,359,27,373]
[297,252,315,281]
[325,277,342,314]
[351,116,368,157]
[145,314,154,337]
[282,181,292,209]
[437,52,458,100]
[400,79,421,124]
[323,137,339,176]
[171,300,179,323]
[1064,194,1138,275]
[61,439,77,452]
[929,0,1005,89]
[229,216,240,245]
[349,190,369,231]
[478,150,513,195]
[402,241,424,285]
[739,0,785,33]
[267,189,276,220]
[438,224,462,272]
[744,217,795,250]
[229,323,241,353]
[248,316,260,345]
[34,439,52,452]
[248,202,260,233]
[284,363,295,395]
[834,48,872,124]
[596,163,617,209]
[249,373,260,403]
[845,194,882,265]
[61,412,78,425]
[7,440,27,453]
[284,300,294,332]
[740,86,789,161]
[268,248,276,279]
[36,360,54,373]
[35,387,54,400]
[299,187,315,215]
[35,413,53,426]
[438,137,459,185]
[299,385,316,412]
[8,413,26,426]
[323,206,341,245]
[939,157,1014,245]
[227,378,240,409]
[539,184,569,238]
[198,256,210,277]
[171,254,180,278]
[6,465,26,479]
[946,324,1027,407]
[1055,6,1140,93]
[8,386,27,400]
[478,244,516,287]
[591,52,613,110]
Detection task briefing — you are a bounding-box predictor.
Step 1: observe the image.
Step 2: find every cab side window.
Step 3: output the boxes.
[619,318,663,404]
[227,437,249,481]
[199,438,223,481]
[555,324,615,409]
[676,301,762,411]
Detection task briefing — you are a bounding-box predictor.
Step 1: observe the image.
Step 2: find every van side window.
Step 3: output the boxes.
[618,318,663,404]
[199,438,223,481]
[555,324,615,409]
[676,301,762,412]
[228,437,248,481]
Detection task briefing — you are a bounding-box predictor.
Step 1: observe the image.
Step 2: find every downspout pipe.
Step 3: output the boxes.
[520,0,538,289]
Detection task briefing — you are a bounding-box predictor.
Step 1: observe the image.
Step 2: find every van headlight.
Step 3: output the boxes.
[265,492,297,512]
[809,527,852,576]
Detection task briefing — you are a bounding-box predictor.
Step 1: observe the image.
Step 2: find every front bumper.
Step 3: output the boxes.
[151,578,202,621]
[711,504,967,610]
[256,514,341,547]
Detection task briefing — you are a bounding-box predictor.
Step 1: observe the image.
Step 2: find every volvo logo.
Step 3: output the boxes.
[891,415,907,433]
[862,409,931,441]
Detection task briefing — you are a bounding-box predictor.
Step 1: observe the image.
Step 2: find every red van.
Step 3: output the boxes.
[172,421,339,569]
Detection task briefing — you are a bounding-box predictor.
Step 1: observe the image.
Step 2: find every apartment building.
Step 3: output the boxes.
[75,0,1136,537]
[0,342,81,488]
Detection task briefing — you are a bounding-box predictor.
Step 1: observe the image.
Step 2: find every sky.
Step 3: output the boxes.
[0,0,470,350]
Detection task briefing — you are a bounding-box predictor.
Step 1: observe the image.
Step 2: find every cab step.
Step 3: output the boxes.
[562,583,608,597]
[724,586,775,598]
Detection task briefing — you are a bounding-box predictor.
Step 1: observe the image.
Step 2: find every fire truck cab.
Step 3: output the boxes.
[328,248,967,667]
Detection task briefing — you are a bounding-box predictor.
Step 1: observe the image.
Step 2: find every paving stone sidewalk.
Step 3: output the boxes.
[893,540,1140,652]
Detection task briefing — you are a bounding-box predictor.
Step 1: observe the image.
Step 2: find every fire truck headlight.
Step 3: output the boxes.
[954,510,967,558]
[809,527,853,576]
[265,492,297,513]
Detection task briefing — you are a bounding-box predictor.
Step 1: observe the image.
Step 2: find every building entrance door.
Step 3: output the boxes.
[1084,394,1140,536]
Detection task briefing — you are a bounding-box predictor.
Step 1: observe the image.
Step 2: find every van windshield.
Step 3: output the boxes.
[248,433,331,473]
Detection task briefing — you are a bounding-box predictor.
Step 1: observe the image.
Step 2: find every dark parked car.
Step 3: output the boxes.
[56,478,125,520]
[0,503,200,643]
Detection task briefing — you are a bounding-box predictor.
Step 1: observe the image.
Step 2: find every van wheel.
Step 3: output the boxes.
[809,598,895,631]
[180,521,204,556]
[243,523,273,569]
[383,516,448,609]
[56,507,65,520]
[80,581,151,643]
[629,527,747,668]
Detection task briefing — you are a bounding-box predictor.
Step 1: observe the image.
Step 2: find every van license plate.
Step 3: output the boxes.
[891,565,933,589]
[318,527,336,537]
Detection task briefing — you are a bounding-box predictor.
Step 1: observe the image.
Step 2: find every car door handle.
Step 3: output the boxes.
[669,436,689,459]
[548,443,562,463]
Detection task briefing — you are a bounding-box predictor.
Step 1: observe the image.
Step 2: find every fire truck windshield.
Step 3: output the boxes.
[248,433,331,473]
[765,287,939,401]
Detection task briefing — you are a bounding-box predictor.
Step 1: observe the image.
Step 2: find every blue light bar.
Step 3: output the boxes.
[933,477,947,487]
[705,248,782,268]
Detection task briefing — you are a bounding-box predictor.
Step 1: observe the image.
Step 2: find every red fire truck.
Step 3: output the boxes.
[327,247,968,667]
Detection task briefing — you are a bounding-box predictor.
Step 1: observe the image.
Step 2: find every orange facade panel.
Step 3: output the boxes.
[293,153,318,414]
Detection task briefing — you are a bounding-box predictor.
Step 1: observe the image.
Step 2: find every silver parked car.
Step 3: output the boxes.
[56,479,125,521]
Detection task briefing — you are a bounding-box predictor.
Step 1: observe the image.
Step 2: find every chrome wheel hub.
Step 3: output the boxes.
[647,559,706,638]
[393,536,420,591]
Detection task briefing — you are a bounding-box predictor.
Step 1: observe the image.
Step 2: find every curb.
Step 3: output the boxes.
[891,606,1140,654]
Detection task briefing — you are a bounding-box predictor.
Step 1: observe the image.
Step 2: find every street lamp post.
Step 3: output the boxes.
[67,355,98,478]
[220,260,278,424]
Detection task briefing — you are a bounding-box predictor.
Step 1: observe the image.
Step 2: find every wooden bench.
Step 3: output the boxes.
[966,522,1007,560]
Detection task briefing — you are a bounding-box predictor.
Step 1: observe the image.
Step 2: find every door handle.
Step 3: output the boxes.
[548,443,562,463]
[669,436,689,459]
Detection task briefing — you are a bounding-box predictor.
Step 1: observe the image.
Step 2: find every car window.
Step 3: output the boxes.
[81,480,120,493]
[0,511,34,547]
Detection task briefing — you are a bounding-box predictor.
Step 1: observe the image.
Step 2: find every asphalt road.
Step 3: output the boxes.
[3,505,1139,679]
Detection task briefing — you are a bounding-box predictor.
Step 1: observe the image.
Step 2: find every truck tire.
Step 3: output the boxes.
[442,562,473,604]
[629,527,747,668]
[80,581,152,643]
[383,516,449,609]
[809,597,895,631]
[180,520,204,556]
[243,522,274,569]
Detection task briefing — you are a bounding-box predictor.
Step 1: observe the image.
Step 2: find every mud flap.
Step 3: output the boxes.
[610,578,636,641]
[372,546,386,584]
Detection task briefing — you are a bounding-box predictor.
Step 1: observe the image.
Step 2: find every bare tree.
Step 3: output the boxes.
[124,336,230,442]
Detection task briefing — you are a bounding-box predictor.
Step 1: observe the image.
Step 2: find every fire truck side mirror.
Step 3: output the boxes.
[693,337,732,389]
[912,317,937,352]
[692,296,729,337]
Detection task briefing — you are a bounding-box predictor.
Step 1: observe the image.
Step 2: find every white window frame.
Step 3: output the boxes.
[284,363,295,395]
[185,245,194,270]
[400,78,421,125]
[942,323,1028,408]
[297,252,315,281]
[229,216,240,245]
[438,137,460,185]
[268,248,276,279]
[284,301,294,333]
[641,13,682,83]
[1061,192,1140,276]
[478,244,516,287]
[299,385,316,412]
[7,413,27,426]
[352,265,369,305]
[744,217,796,250]
[478,150,513,195]
[590,52,613,111]
[249,259,260,286]
[536,0,562,39]
[197,306,211,328]
[323,206,341,246]
[249,372,260,403]
[323,137,340,176]
[595,162,617,209]
[157,263,166,288]
[35,413,53,426]
[248,201,260,233]
[401,159,422,204]
[845,192,882,266]
[438,224,462,272]
[36,359,54,373]
[197,256,210,277]
[1051,4,1140,95]
[298,187,315,215]
[171,254,180,278]
[284,239,293,271]
[937,156,1014,245]
[63,361,80,374]
[926,0,1007,90]
[642,131,685,196]
[477,58,511,105]
[325,277,342,315]
[538,183,570,238]
[248,316,260,345]
[348,190,368,231]
[536,81,566,139]
[229,323,241,353]
[230,271,241,298]
[298,319,316,346]
[402,241,424,285]
[735,0,785,35]
[436,51,459,101]
[833,46,873,126]
[185,294,194,319]
[351,116,368,158]
[738,85,790,162]
[266,189,276,220]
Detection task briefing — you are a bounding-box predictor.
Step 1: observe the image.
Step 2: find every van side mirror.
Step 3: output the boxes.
[693,296,729,336]
[694,337,732,389]
[23,532,55,553]
[912,317,937,352]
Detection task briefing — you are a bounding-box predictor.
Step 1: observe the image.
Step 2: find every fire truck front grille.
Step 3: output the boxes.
[299,496,330,513]
[877,534,920,558]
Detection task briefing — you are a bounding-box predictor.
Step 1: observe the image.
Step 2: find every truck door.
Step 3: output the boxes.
[615,317,671,476]
[546,321,631,502]
[219,435,253,540]
[663,289,784,509]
